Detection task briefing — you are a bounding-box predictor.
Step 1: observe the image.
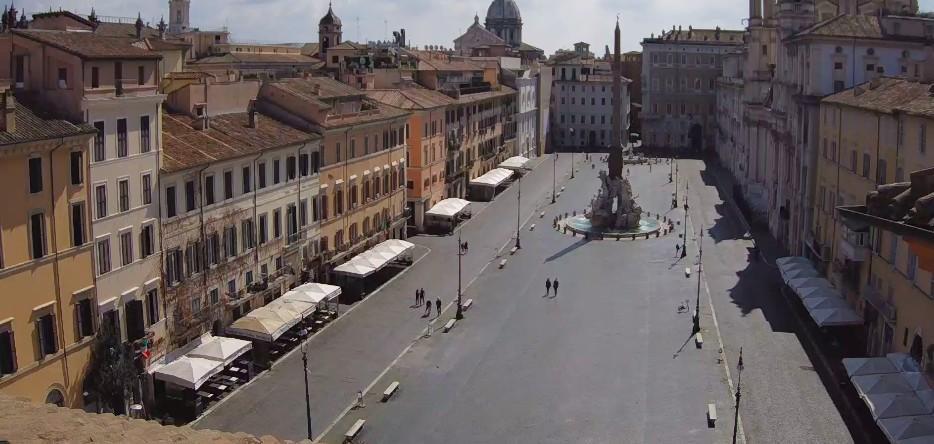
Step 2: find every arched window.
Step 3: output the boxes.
[45,389,65,407]
[363,217,370,235]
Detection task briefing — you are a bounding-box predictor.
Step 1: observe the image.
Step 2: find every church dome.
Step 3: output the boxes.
[319,3,341,26]
[486,0,521,21]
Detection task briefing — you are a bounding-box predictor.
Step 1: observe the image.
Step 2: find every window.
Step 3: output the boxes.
[273,159,281,184]
[336,143,342,162]
[166,248,182,285]
[207,232,219,265]
[300,199,308,227]
[258,162,267,189]
[204,175,215,205]
[190,295,201,315]
[242,218,255,250]
[29,213,45,259]
[137,66,145,85]
[209,288,219,305]
[75,298,94,339]
[862,153,871,178]
[96,184,108,219]
[71,203,85,247]
[165,185,176,218]
[93,122,105,162]
[850,150,857,172]
[142,173,152,205]
[300,153,309,176]
[140,116,151,153]
[921,124,927,154]
[224,226,238,257]
[224,171,233,199]
[28,157,42,193]
[91,67,100,88]
[36,313,57,359]
[227,279,236,297]
[96,238,111,275]
[908,251,918,281]
[145,289,159,326]
[834,62,843,70]
[286,156,297,180]
[242,166,251,194]
[273,209,282,239]
[118,179,130,212]
[116,119,128,158]
[834,80,845,93]
[140,224,154,258]
[877,158,888,184]
[120,231,133,266]
[70,151,83,185]
[259,214,268,244]
[0,328,13,375]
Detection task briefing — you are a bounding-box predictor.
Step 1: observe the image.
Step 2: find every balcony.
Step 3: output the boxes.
[838,227,869,262]
[862,284,897,324]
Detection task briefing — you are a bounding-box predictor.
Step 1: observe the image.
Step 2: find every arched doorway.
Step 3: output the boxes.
[911,334,924,367]
[45,388,65,407]
[689,123,703,152]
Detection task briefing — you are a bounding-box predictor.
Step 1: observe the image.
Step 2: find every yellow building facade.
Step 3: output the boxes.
[0,90,98,407]
[817,78,934,363]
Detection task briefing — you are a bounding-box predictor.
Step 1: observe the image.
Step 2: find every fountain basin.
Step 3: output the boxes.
[564,215,661,239]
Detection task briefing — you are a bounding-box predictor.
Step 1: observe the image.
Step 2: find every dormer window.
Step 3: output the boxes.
[57,68,67,89]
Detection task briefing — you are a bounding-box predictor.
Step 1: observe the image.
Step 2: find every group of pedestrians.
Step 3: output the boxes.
[545,278,560,297]
[415,288,441,317]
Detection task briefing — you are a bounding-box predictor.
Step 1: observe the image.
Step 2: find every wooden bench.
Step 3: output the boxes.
[499,259,507,268]
[707,403,717,427]
[382,381,400,402]
[444,318,456,332]
[345,418,365,442]
[462,299,473,311]
[695,333,704,349]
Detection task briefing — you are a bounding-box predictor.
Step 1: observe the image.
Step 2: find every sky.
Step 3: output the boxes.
[17,0,934,55]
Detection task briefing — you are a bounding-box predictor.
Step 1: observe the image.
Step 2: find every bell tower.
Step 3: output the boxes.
[318,2,343,57]
[168,0,190,35]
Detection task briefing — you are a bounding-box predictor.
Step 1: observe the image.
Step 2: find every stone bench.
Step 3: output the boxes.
[695,333,703,349]
[707,403,717,427]
[344,419,365,442]
[462,299,473,310]
[444,318,456,332]
[529,224,536,231]
[499,259,507,268]
[510,246,519,255]
[382,381,400,402]
[685,267,691,278]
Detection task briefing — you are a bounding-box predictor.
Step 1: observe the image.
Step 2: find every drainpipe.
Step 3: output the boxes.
[47,138,71,393]
[195,165,209,325]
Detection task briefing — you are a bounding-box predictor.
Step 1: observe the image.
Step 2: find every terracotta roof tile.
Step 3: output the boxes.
[366,87,454,110]
[192,53,323,66]
[0,99,96,146]
[453,86,516,104]
[792,14,884,40]
[644,28,744,45]
[273,77,364,100]
[13,29,161,59]
[93,22,161,39]
[823,77,934,116]
[161,110,319,173]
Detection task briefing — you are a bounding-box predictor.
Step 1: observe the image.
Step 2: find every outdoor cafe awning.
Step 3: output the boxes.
[187,336,252,367]
[268,299,316,318]
[426,198,471,218]
[153,356,225,390]
[334,239,415,277]
[498,156,530,170]
[226,306,299,342]
[283,283,341,305]
[469,168,514,188]
[878,414,934,444]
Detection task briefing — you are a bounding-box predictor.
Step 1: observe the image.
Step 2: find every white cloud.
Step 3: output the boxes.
[17,0,934,54]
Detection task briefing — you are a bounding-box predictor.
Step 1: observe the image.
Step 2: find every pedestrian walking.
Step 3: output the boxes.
[436,298,442,316]
[545,278,552,296]
[553,278,560,296]
[415,289,420,307]
[425,296,431,315]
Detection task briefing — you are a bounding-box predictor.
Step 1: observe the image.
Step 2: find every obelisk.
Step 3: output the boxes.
[607,19,624,180]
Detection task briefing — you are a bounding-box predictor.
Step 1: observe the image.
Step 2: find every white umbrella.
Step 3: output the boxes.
[797,285,843,300]
[788,277,833,293]
[866,392,932,419]
[776,256,811,268]
[187,336,252,366]
[853,373,918,396]
[807,306,862,327]
[803,296,852,311]
[782,266,820,282]
[153,356,224,390]
[844,357,899,377]
[877,415,934,444]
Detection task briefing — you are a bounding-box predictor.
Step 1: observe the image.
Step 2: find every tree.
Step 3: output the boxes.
[85,323,138,414]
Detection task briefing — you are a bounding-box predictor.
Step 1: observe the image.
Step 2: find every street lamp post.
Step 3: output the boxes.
[732,348,745,444]
[456,230,467,320]
[569,128,575,179]
[681,205,688,259]
[515,173,522,249]
[693,225,703,334]
[552,152,557,204]
[300,326,313,440]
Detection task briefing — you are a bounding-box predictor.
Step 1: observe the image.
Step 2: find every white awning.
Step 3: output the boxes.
[426,198,471,218]
[187,336,252,367]
[776,256,812,268]
[853,373,931,397]
[226,307,298,342]
[498,156,530,170]
[268,299,316,318]
[334,239,415,277]
[796,285,842,300]
[153,356,224,390]
[469,168,514,188]
[787,277,834,293]
[806,306,862,327]
[780,263,820,282]
[865,392,933,420]
[802,296,852,311]
[844,357,900,378]
[284,283,341,305]
[877,414,934,444]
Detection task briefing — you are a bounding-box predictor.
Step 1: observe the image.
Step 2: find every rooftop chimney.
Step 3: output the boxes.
[1,89,16,133]
[247,99,258,128]
[135,13,144,40]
